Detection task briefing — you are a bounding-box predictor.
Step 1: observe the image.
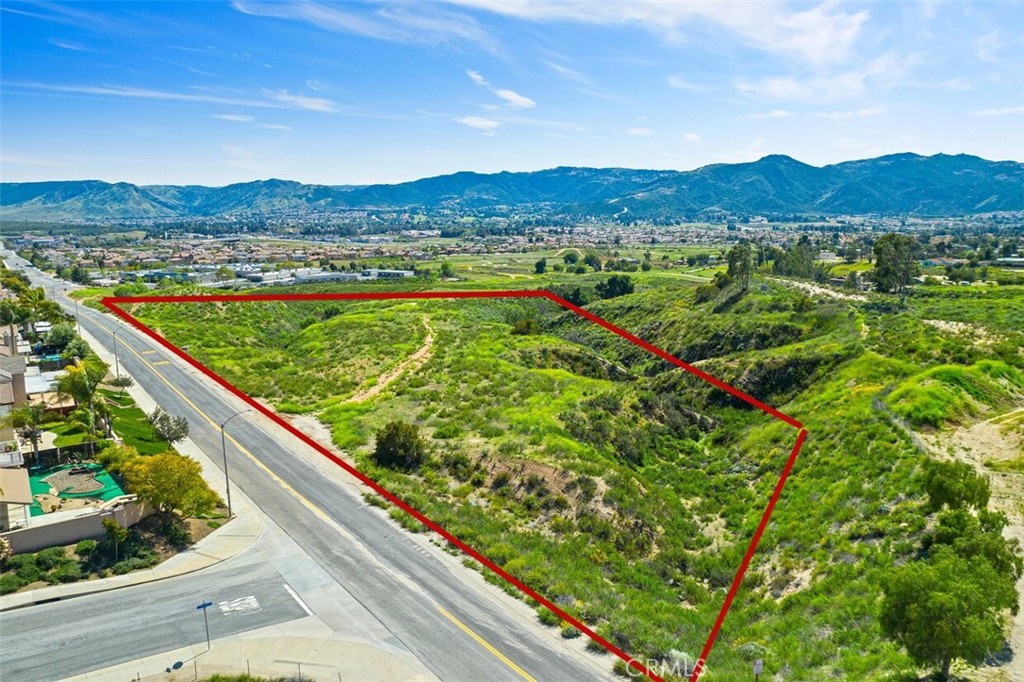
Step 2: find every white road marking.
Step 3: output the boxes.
[218,595,262,615]
[283,583,314,616]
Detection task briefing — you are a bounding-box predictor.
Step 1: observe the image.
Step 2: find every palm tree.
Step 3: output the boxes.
[55,358,109,443]
[1,403,48,460]
[0,301,29,353]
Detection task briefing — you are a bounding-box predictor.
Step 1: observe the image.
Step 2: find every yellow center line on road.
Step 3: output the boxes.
[89,312,541,682]
[87,315,334,525]
[437,606,537,682]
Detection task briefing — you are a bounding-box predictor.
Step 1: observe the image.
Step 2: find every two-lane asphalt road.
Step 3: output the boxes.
[1,562,310,682]
[0,252,613,682]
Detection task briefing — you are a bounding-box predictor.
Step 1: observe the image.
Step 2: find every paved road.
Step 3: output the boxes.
[0,252,613,682]
[1,562,308,682]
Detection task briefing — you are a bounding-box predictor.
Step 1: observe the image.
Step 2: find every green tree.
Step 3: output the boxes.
[61,336,91,361]
[148,406,189,444]
[102,517,129,562]
[873,233,919,300]
[928,508,1024,579]
[595,275,635,300]
[534,258,547,275]
[563,251,579,265]
[109,374,135,397]
[122,452,222,516]
[439,262,455,278]
[45,323,77,351]
[96,442,140,475]
[0,301,29,351]
[56,359,108,439]
[583,252,602,272]
[1,403,48,458]
[373,421,427,470]
[923,459,990,512]
[881,545,1018,680]
[726,241,754,291]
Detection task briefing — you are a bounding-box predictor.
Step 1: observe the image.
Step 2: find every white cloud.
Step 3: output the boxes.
[546,61,589,85]
[0,153,64,167]
[975,31,1002,63]
[262,89,335,112]
[49,38,90,52]
[466,69,489,86]
[306,79,329,92]
[14,82,337,112]
[682,132,701,142]
[223,144,264,172]
[448,0,869,64]
[495,88,535,108]
[734,51,921,101]
[233,0,499,52]
[626,127,655,136]
[667,75,704,91]
[815,107,887,119]
[972,106,1024,116]
[213,113,292,131]
[466,70,536,109]
[742,109,793,119]
[454,115,503,130]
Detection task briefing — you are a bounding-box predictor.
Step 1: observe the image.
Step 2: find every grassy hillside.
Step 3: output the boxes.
[127,277,1024,681]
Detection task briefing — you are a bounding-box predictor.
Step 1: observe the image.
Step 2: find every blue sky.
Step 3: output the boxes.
[1,1,1021,185]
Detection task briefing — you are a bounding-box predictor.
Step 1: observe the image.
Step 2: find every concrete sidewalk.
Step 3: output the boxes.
[59,616,438,682]
[0,495,261,611]
[0,320,265,612]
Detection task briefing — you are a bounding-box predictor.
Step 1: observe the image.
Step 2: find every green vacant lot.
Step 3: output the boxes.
[128,276,1024,681]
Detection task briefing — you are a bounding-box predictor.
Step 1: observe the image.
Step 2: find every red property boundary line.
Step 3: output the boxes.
[102,290,808,682]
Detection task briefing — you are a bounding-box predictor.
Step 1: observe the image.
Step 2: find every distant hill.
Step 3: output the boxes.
[2,153,1021,221]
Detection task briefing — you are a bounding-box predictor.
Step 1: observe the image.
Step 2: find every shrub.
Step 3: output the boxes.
[162,516,192,548]
[75,539,98,557]
[15,562,41,583]
[373,421,428,470]
[537,606,561,627]
[0,537,11,567]
[433,423,463,440]
[48,562,82,584]
[561,624,582,639]
[36,546,71,571]
[0,573,24,595]
[5,553,35,571]
[96,443,141,474]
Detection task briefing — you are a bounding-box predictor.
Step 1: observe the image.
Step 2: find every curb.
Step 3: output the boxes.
[0,514,263,612]
[0,309,265,612]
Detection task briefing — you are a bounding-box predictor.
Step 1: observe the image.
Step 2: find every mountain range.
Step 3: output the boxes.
[2,153,1021,222]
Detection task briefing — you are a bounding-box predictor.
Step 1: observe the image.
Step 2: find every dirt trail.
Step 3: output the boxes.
[274,315,435,479]
[768,277,868,302]
[919,411,1024,682]
[346,315,434,404]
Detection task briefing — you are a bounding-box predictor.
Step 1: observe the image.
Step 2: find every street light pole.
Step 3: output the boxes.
[219,408,252,517]
[112,328,122,378]
[73,299,81,335]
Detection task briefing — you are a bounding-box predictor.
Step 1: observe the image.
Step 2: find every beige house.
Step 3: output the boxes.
[0,356,28,443]
[0,466,32,531]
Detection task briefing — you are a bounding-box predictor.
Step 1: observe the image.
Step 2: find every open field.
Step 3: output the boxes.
[121,269,1024,681]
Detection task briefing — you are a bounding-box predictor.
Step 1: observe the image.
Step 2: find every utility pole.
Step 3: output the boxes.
[112,328,122,378]
[220,408,252,517]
